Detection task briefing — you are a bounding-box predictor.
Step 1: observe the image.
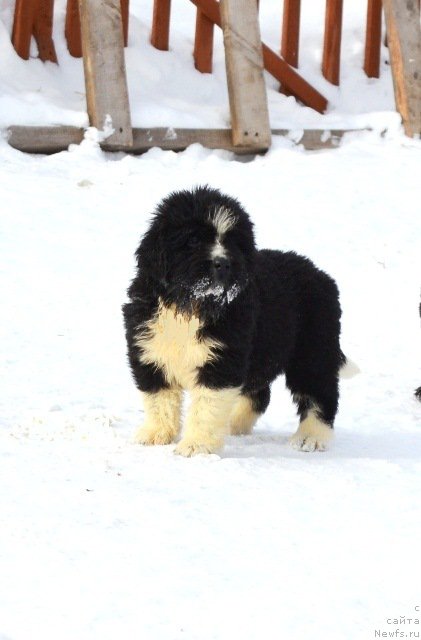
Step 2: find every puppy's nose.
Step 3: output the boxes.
[212,257,231,284]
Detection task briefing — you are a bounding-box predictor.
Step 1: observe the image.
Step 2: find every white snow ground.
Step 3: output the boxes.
[1,2,421,640]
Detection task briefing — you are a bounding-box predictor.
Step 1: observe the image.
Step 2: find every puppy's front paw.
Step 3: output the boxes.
[174,438,218,457]
[134,425,175,446]
[290,433,329,452]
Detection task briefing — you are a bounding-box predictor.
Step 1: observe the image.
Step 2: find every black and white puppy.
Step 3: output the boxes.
[123,186,347,456]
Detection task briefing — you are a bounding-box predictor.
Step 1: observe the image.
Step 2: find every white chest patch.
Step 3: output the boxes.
[135,303,223,390]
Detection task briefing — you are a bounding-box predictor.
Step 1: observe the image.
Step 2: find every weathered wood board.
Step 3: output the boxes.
[6,125,364,154]
[78,0,133,148]
[219,0,271,149]
[382,0,421,138]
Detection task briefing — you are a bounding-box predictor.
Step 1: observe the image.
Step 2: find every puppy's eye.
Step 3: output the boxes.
[187,236,201,249]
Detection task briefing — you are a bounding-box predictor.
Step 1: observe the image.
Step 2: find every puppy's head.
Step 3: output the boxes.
[136,186,255,317]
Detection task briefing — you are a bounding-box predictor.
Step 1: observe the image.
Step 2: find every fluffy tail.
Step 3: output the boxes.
[339,352,360,379]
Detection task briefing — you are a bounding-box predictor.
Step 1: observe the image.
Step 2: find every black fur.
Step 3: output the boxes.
[123,186,345,429]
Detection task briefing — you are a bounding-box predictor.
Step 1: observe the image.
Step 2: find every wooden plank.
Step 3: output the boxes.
[191,0,327,113]
[11,0,38,60]
[150,0,171,50]
[194,9,215,73]
[78,0,133,148]
[6,125,366,154]
[364,0,382,78]
[281,0,301,68]
[33,0,57,63]
[7,126,85,153]
[65,0,83,57]
[382,0,421,138]
[322,0,343,85]
[133,127,233,151]
[129,127,347,152]
[219,0,271,148]
[66,0,129,56]
[262,44,327,112]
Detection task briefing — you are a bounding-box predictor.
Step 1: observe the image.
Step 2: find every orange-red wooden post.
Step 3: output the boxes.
[194,9,214,72]
[364,0,382,78]
[281,0,301,68]
[262,41,327,112]
[65,0,82,57]
[33,0,57,62]
[12,0,57,62]
[120,0,129,46]
[12,0,39,60]
[151,0,172,50]
[322,0,343,85]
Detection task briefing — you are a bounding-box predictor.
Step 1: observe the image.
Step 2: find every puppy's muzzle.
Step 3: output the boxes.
[212,257,231,287]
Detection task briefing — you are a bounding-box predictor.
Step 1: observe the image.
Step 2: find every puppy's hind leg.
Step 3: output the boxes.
[286,367,339,452]
[289,395,335,452]
[135,388,182,446]
[229,387,270,435]
[286,278,342,451]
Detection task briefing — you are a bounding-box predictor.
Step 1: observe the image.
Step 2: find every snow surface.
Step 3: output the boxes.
[1,2,421,640]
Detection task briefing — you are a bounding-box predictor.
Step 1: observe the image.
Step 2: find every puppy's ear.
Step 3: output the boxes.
[135,218,168,286]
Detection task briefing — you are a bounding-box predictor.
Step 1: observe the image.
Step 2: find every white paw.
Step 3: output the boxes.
[290,433,329,452]
[230,422,254,436]
[290,410,333,452]
[174,439,219,457]
[134,426,175,446]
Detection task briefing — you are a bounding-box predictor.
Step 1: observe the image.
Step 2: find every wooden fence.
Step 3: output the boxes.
[6,0,421,153]
[10,1,402,82]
